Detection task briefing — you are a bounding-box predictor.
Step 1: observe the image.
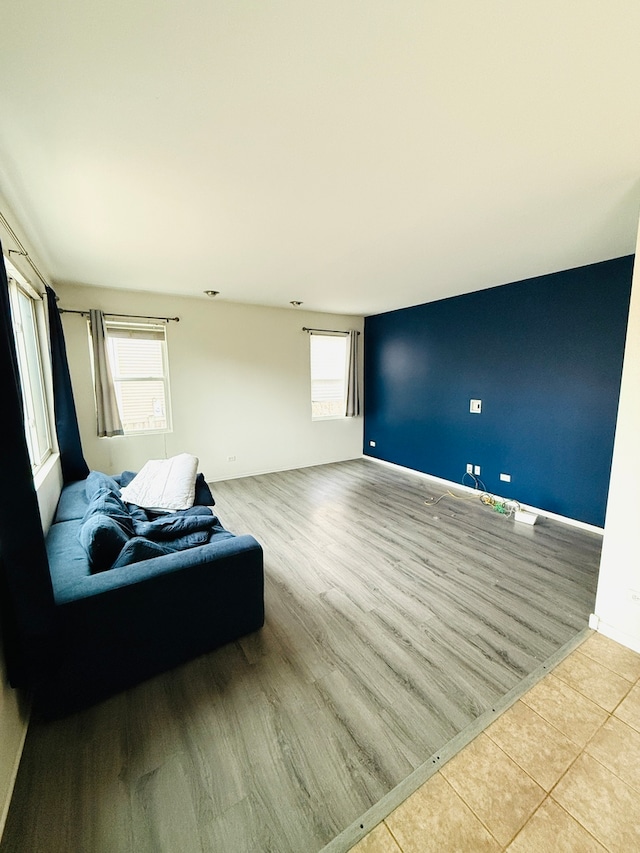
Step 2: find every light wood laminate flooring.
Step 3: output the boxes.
[1,460,602,852]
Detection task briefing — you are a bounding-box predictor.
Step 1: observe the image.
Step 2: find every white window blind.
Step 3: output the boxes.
[106,322,171,434]
[310,333,348,419]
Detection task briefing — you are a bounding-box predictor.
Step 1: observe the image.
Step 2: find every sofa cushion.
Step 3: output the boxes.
[195,474,215,507]
[46,519,91,596]
[79,513,131,573]
[54,480,89,522]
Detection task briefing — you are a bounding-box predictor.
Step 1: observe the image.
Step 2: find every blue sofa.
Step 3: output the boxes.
[36,471,264,717]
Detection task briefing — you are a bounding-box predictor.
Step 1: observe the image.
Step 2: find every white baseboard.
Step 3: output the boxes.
[589,618,640,656]
[363,455,604,535]
[208,454,363,485]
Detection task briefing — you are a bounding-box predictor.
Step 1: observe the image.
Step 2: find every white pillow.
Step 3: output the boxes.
[119,453,199,511]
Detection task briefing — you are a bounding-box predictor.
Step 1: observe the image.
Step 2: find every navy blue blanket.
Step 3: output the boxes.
[132,505,219,540]
[112,506,234,568]
[81,471,232,570]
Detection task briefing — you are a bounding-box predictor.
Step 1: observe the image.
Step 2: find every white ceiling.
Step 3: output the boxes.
[1,1,639,316]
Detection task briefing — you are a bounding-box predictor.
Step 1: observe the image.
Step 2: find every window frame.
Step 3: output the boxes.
[5,259,55,475]
[309,332,349,420]
[104,320,172,436]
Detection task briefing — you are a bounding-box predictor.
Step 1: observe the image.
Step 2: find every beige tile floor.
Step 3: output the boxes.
[351,632,640,853]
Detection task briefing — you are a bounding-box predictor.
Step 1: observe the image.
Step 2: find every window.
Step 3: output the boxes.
[310,333,348,419]
[105,322,171,434]
[6,262,53,473]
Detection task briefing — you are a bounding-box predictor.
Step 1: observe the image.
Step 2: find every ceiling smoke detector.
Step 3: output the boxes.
[204,290,219,297]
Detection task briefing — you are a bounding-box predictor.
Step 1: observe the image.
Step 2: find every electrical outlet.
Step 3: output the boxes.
[466,463,473,474]
[474,465,481,476]
[227,455,236,462]
[630,590,640,607]
[500,473,511,483]
[369,440,376,447]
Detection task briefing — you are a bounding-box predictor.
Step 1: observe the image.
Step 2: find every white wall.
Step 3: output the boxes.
[34,455,64,533]
[55,282,364,482]
[593,220,640,653]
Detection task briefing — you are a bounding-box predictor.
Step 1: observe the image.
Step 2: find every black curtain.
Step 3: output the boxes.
[0,243,56,687]
[45,286,89,482]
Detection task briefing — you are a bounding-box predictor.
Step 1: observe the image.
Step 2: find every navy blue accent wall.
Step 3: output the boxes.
[364,256,634,527]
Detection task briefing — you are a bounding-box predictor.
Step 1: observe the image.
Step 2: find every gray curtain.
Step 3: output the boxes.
[345,329,360,417]
[89,309,124,437]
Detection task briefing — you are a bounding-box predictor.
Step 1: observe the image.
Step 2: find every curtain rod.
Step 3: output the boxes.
[59,308,180,323]
[302,327,360,335]
[0,210,180,324]
[0,210,50,290]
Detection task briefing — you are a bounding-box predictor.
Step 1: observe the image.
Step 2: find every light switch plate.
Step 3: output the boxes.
[470,399,482,413]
